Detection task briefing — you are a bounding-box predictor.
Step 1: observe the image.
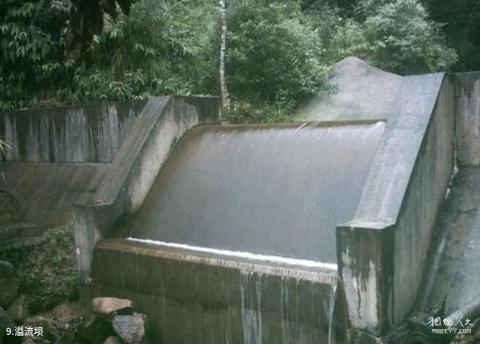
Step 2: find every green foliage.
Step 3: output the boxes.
[227,99,297,123]
[422,0,480,71]
[0,226,79,313]
[327,0,457,74]
[0,0,218,110]
[0,0,465,121]
[361,0,457,73]
[227,0,328,104]
[71,0,218,102]
[0,0,73,110]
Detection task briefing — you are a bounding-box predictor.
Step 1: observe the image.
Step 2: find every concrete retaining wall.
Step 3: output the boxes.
[0,101,145,227]
[337,74,455,340]
[91,238,347,344]
[73,96,220,282]
[0,162,109,228]
[0,101,146,163]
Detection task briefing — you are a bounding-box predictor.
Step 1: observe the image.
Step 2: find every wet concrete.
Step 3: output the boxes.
[128,122,385,263]
[427,167,480,315]
[0,162,108,228]
[0,100,146,163]
[92,238,348,344]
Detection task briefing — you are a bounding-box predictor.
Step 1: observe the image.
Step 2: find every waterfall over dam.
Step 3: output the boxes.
[128,122,385,263]
[91,120,385,343]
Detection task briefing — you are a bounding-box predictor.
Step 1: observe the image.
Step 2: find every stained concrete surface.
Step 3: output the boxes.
[0,100,146,163]
[455,72,480,166]
[428,167,480,315]
[73,96,220,281]
[129,122,385,263]
[336,73,453,337]
[0,162,109,228]
[92,238,348,344]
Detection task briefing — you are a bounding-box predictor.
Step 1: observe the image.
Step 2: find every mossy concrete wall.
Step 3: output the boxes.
[0,162,108,228]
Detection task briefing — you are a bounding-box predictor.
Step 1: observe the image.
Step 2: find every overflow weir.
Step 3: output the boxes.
[92,121,384,343]
[2,58,480,343]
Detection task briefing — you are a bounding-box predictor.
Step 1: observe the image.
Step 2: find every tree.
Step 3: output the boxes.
[226,0,326,103]
[327,0,457,74]
[219,0,230,114]
[422,0,480,71]
[67,0,137,60]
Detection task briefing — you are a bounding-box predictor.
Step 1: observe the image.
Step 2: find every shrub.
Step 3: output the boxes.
[227,0,328,104]
[0,226,79,313]
[327,0,457,74]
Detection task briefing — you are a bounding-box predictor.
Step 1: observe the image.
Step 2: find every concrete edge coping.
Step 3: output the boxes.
[90,96,170,206]
[96,238,339,285]
[337,220,395,231]
[337,73,446,233]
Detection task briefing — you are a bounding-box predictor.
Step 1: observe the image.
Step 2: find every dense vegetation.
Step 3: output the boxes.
[0,0,475,121]
[0,226,78,313]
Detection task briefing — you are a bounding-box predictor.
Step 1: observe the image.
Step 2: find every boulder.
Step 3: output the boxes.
[91,297,133,317]
[112,313,147,344]
[0,261,18,308]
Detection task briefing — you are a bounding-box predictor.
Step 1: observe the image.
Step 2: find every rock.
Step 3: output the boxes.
[295,56,403,121]
[7,295,29,323]
[21,303,86,344]
[103,336,122,344]
[91,297,133,317]
[112,313,147,344]
[0,261,18,308]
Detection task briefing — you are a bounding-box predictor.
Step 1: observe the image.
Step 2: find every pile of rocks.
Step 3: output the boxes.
[76,297,148,344]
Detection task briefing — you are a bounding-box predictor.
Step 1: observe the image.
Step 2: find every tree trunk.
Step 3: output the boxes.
[219,0,230,115]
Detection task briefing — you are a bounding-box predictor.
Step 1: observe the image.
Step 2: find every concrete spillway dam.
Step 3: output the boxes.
[3,58,480,343]
[129,123,385,262]
[93,121,385,343]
